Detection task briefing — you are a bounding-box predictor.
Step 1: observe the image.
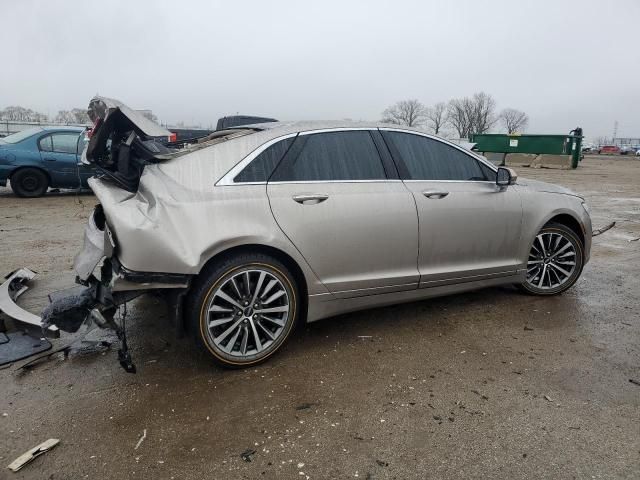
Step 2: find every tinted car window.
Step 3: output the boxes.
[235,137,295,183]
[478,161,496,181]
[272,131,386,182]
[382,131,488,181]
[51,133,80,154]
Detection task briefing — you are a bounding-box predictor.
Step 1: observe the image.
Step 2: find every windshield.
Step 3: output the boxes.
[0,127,44,144]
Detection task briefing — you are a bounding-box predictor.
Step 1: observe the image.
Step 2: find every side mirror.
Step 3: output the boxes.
[496,167,517,187]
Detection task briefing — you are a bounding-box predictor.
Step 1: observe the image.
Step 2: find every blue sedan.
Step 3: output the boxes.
[0,126,94,197]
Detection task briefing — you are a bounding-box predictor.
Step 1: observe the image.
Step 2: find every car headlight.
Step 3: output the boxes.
[581,201,591,215]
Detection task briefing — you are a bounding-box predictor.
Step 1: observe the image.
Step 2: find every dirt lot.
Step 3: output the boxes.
[1,156,639,479]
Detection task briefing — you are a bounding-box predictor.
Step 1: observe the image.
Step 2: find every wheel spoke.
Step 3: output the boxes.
[214,318,243,345]
[537,264,547,288]
[256,319,276,340]
[550,242,572,260]
[550,263,572,278]
[536,235,547,256]
[230,277,243,299]
[251,272,266,305]
[257,305,288,314]
[222,325,242,353]
[260,279,278,299]
[209,304,234,313]
[240,326,248,354]
[215,290,243,309]
[261,315,285,327]
[249,319,263,352]
[244,272,251,297]
[209,316,235,328]
[263,289,285,305]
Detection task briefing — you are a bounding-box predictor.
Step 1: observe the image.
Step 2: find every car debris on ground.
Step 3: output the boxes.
[7,439,60,472]
[592,221,615,236]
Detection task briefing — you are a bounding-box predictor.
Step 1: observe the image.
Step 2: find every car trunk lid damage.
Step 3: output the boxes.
[85,96,177,192]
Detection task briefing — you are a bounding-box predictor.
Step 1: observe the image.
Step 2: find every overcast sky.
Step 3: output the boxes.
[1,0,638,139]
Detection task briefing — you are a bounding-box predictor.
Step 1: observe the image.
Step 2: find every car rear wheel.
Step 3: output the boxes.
[187,253,299,368]
[520,223,584,295]
[10,168,49,197]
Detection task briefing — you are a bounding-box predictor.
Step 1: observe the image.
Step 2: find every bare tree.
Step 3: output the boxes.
[425,102,447,135]
[55,110,75,123]
[470,92,497,134]
[446,98,472,139]
[0,106,48,122]
[499,108,529,134]
[381,99,427,127]
[55,108,90,124]
[446,92,497,138]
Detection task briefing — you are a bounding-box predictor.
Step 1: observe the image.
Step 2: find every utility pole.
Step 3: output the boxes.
[613,120,618,144]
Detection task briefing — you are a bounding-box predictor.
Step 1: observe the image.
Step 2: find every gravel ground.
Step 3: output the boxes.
[0,156,639,479]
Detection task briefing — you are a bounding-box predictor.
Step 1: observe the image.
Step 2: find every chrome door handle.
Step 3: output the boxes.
[292,194,329,205]
[422,190,449,199]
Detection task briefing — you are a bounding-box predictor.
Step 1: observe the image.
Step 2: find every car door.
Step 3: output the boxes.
[75,131,95,187]
[267,129,419,297]
[380,129,523,287]
[38,132,83,188]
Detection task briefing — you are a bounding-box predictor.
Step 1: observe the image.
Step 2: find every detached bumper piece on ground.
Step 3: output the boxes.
[0,267,140,372]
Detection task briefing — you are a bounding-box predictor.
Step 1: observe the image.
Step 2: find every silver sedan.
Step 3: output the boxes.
[61,97,592,368]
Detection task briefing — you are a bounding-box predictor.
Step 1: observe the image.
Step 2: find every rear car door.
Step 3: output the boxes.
[38,132,83,188]
[381,129,523,287]
[267,129,419,297]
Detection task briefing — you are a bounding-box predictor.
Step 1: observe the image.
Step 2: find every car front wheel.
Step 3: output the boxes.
[187,253,299,368]
[520,223,584,295]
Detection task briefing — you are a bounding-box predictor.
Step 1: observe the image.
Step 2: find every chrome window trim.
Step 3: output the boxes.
[378,127,499,174]
[216,126,498,187]
[402,179,498,184]
[268,179,402,185]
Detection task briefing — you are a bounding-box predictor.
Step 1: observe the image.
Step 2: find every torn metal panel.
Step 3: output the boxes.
[74,206,106,281]
[88,96,172,139]
[0,269,59,337]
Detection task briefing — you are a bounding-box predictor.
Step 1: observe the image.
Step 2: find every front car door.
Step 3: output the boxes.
[75,130,95,187]
[38,131,83,188]
[266,129,420,297]
[380,129,523,287]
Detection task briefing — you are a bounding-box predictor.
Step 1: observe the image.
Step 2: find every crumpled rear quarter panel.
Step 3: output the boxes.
[88,133,327,295]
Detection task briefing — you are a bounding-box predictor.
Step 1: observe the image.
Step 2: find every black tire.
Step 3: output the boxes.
[519,222,585,295]
[186,252,299,368]
[10,168,49,197]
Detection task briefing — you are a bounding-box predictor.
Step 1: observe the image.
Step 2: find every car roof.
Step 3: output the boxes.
[40,125,86,132]
[244,120,427,137]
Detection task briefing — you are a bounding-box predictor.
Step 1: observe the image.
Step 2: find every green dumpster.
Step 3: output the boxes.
[471,128,583,168]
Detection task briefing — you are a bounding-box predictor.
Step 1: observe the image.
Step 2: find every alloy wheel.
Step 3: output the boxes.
[526,231,578,290]
[204,268,291,358]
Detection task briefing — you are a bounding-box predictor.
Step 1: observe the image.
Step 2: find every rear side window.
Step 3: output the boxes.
[382,131,488,181]
[38,135,53,152]
[51,133,80,154]
[38,133,80,154]
[235,137,295,183]
[271,130,386,182]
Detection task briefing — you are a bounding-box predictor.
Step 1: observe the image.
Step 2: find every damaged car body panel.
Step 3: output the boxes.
[0,269,59,336]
